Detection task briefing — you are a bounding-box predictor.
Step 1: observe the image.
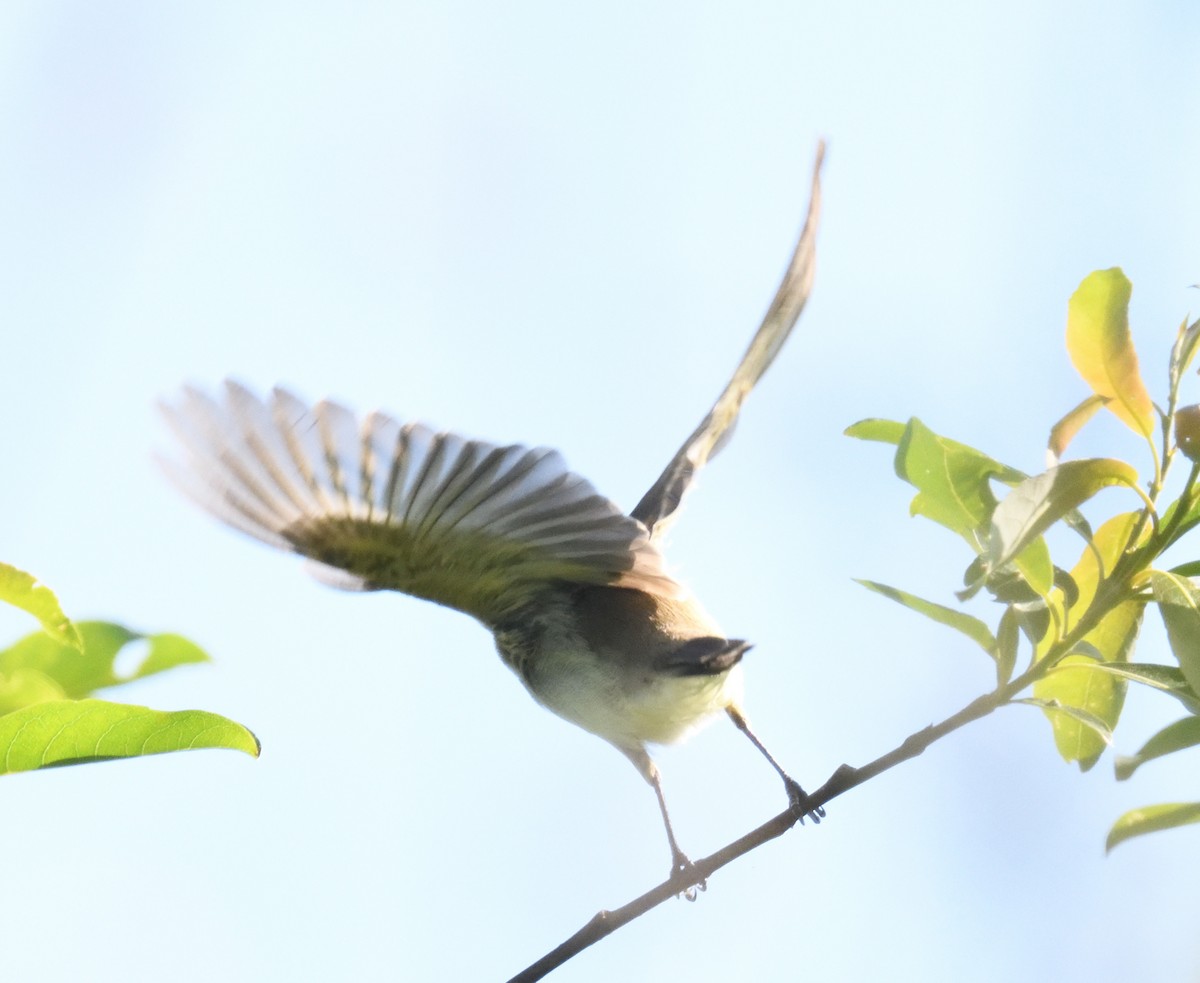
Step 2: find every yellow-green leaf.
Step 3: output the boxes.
[985,459,1139,583]
[0,622,210,706]
[1033,655,1123,770]
[895,419,1007,540]
[854,579,997,656]
[0,563,82,651]
[1073,662,1200,714]
[1066,268,1154,438]
[1169,316,1200,395]
[1147,571,1200,695]
[1106,802,1200,853]
[0,668,67,716]
[1065,512,1144,618]
[844,418,906,445]
[1114,716,1200,781]
[1047,394,1109,464]
[0,699,260,774]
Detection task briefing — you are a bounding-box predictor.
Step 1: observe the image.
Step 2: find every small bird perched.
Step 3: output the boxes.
[159,145,825,889]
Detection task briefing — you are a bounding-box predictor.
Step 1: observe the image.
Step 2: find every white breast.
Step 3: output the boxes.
[514,627,745,750]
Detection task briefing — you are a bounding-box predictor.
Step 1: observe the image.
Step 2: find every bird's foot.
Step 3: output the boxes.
[669,848,707,902]
[785,777,826,824]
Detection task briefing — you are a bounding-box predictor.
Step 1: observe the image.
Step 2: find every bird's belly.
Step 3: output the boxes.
[521,644,745,748]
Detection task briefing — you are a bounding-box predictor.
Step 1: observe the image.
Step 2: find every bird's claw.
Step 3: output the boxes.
[670,850,707,901]
[785,777,825,825]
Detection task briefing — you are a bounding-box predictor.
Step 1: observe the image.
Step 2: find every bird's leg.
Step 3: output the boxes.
[726,706,825,823]
[649,768,706,900]
[622,746,705,899]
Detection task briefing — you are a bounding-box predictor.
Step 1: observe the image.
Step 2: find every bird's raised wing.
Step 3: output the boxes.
[632,142,825,540]
[159,382,683,624]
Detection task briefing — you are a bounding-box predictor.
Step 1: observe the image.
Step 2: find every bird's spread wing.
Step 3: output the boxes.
[632,142,825,539]
[159,382,683,624]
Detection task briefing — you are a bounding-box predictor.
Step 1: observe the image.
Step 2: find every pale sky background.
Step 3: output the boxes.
[3,4,1199,982]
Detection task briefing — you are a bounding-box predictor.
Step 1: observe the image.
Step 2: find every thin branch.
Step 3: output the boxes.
[506,691,1004,983]
[507,578,1129,982]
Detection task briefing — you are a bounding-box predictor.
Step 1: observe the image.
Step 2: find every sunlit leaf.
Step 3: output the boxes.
[851,417,1025,484]
[1015,696,1114,742]
[1076,600,1142,668]
[1167,560,1200,579]
[1114,716,1200,780]
[1047,394,1109,465]
[0,563,82,651]
[1158,492,1200,550]
[1028,657,1119,770]
[984,459,1139,583]
[1106,802,1200,853]
[855,419,1087,598]
[896,419,1010,536]
[1066,268,1155,438]
[844,418,905,445]
[1066,512,1144,617]
[0,622,210,706]
[1169,315,1200,395]
[0,699,259,775]
[995,607,1019,687]
[1036,515,1146,674]
[854,580,997,656]
[1147,571,1200,696]
[1061,662,1200,715]
[0,668,67,716]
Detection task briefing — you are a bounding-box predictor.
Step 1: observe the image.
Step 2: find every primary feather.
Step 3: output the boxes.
[159,381,683,624]
[632,141,824,540]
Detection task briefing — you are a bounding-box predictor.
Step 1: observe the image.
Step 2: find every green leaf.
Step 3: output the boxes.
[0,668,67,716]
[1169,315,1200,396]
[1066,512,1143,615]
[0,563,82,651]
[0,622,210,707]
[995,607,1019,687]
[855,418,1090,598]
[894,418,1010,542]
[1032,599,1142,763]
[854,580,997,656]
[1159,492,1200,551]
[1015,696,1114,742]
[1066,268,1155,438]
[1167,559,1200,579]
[1071,599,1142,668]
[1115,716,1200,780]
[984,459,1140,583]
[1060,662,1200,715]
[1147,571,1200,695]
[1106,802,1200,853]
[844,418,906,445]
[1029,513,1145,689]
[1047,394,1109,464]
[0,699,259,774]
[1028,657,1120,770]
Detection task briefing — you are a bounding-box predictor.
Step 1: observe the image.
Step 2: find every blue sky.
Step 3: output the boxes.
[3,3,1199,981]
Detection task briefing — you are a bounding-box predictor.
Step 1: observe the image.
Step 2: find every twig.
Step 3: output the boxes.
[506,691,1006,983]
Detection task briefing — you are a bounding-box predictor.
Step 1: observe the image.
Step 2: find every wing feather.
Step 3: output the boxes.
[632,142,825,539]
[159,382,683,622]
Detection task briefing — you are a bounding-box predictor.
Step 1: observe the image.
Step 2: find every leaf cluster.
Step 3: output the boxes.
[848,268,1200,851]
[0,563,258,774]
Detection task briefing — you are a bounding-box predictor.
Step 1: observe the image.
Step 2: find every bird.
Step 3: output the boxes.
[158,144,825,891]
